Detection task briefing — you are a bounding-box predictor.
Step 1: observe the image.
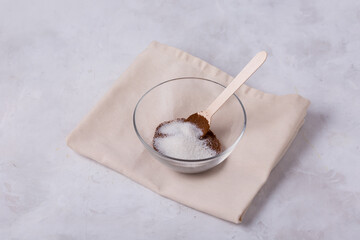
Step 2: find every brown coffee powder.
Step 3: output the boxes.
[153,118,221,155]
[186,113,210,136]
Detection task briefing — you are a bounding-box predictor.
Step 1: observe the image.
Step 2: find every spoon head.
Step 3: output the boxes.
[186,112,210,136]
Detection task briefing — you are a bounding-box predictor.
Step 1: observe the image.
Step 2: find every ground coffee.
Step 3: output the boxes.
[153,118,221,159]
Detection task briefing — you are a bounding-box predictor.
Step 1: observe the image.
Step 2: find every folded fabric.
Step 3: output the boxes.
[67,41,310,223]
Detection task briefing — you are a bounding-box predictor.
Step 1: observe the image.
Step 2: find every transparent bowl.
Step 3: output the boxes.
[133,77,246,173]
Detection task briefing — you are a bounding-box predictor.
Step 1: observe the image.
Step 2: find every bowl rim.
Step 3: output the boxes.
[133,77,247,162]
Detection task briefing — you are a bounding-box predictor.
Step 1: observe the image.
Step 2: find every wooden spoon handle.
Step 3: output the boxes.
[205,51,267,118]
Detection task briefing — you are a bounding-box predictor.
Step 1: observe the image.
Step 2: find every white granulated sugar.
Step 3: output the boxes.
[154,120,217,159]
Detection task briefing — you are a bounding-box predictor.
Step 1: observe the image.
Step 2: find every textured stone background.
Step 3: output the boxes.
[1,0,359,239]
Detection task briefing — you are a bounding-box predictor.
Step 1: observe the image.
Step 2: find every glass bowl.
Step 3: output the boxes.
[133,77,246,173]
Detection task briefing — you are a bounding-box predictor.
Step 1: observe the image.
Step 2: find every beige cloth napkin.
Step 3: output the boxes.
[67,41,310,223]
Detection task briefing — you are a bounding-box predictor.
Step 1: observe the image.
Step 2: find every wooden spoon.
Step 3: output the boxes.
[187,51,268,135]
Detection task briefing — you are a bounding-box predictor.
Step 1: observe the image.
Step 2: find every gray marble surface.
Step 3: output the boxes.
[1,0,359,239]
